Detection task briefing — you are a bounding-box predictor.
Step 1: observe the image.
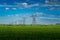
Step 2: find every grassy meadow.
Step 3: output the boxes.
[0,24,60,40]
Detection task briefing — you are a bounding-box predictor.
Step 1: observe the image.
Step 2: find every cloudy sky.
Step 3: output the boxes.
[0,0,60,24]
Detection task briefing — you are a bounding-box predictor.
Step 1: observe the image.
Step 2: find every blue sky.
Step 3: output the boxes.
[0,0,60,24]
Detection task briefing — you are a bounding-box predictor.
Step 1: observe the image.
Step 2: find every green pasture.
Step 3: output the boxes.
[0,24,60,40]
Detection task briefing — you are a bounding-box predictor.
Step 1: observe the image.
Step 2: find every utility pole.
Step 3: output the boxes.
[31,14,38,24]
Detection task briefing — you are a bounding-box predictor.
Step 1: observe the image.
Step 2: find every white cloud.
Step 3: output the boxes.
[20,2,39,8]
[5,8,10,10]
[36,12,44,15]
[0,2,60,9]
[29,4,39,7]
[21,3,28,8]
[40,17,60,20]
[21,3,60,9]
[41,4,60,7]
[12,8,17,10]
[21,3,28,6]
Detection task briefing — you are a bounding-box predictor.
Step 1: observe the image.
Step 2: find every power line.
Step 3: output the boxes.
[31,14,38,24]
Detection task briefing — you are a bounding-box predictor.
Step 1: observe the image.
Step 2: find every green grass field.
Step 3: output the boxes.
[0,24,60,40]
